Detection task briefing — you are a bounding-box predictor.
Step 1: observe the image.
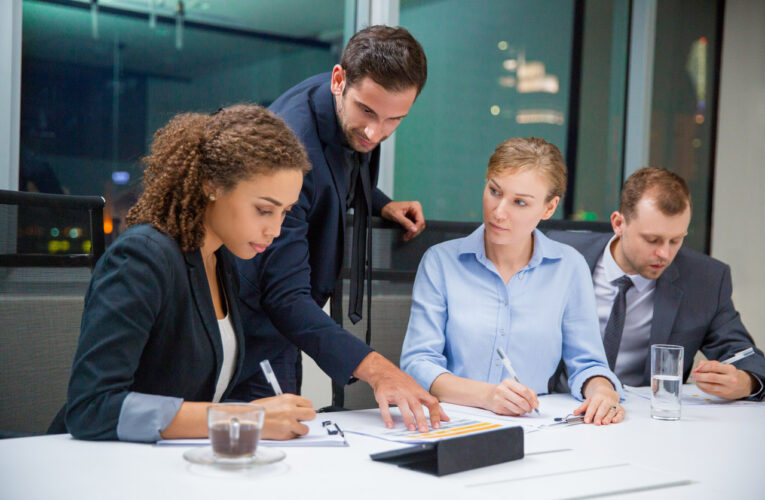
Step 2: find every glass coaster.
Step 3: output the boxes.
[183,446,286,468]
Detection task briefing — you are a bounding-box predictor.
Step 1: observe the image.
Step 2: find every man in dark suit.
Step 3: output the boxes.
[549,167,765,400]
[233,26,446,431]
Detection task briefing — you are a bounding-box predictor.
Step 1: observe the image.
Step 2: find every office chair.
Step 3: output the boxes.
[0,190,105,437]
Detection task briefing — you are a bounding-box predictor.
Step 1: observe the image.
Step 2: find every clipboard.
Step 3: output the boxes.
[370,426,523,476]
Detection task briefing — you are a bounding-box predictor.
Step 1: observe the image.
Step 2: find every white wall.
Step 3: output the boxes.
[711,0,765,349]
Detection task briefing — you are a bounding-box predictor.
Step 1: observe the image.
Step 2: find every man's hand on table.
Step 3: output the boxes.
[354,351,449,432]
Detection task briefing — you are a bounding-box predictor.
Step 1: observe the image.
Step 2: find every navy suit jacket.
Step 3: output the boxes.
[65,224,246,439]
[232,73,390,398]
[547,230,765,398]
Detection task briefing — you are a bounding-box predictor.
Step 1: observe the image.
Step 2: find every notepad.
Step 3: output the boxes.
[156,418,348,447]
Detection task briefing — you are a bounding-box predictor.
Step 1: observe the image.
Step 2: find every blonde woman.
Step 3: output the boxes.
[401,137,624,425]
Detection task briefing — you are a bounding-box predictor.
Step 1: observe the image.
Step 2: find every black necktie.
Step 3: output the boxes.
[603,275,634,370]
[348,159,371,327]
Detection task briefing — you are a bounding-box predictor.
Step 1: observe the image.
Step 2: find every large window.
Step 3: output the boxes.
[395,0,576,221]
[20,0,344,242]
[19,0,722,252]
[648,0,722,252]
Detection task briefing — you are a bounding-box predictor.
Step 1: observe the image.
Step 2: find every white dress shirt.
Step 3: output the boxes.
[593,236,656,386]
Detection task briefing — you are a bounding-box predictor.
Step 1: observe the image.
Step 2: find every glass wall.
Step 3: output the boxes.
[18,0,722,252]
[649,0,722,252]
[571,0,630,222]
[395,0,576,222]
[20,0,344,242]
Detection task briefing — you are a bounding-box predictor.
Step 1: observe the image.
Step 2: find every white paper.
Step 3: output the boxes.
[156,418,347,447]
[624,384,760,406]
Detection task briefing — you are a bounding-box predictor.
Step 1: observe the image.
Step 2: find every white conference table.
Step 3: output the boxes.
[1,386,763,500]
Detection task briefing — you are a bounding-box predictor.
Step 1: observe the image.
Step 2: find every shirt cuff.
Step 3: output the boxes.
[744,372,764,401]
[116,392,183,443]
[409,363,450,393]
[569,366,624,402]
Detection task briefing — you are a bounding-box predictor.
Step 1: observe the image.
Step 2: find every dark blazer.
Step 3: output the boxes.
[232,73,388,398]
[547,230,765,398]
[65,224,246,440]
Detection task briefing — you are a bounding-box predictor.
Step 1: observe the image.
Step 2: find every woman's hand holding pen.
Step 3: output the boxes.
[254,394,316,440]
[574,376,624,426]
[483,378,539,416]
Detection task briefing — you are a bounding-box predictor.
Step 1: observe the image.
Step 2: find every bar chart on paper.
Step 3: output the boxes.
[343,417,507,444]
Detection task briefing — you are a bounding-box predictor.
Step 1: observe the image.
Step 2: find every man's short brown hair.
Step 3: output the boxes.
[341,25,427,96]
[620,167,692,221]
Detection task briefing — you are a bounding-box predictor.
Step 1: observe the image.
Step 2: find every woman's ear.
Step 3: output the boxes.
[540,196,560,220]
[203,183,219,202]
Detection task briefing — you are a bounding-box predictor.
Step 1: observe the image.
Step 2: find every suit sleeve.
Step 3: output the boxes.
[66,235,182,441]
[701,265,765,401]
[238,172,373,385]
[371,186,392,216]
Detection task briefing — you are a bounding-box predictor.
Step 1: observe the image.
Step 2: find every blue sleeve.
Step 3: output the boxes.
[116,392,183,443]
[66,234,178,441]
[561,253,624,401]
[400,248,450,391]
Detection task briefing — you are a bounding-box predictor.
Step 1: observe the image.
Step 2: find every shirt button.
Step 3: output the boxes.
[504,301,508,306]
[494,359,501,366]
[499,329,505,335]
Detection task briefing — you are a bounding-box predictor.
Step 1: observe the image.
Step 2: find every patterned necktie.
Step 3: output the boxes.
[603,275,634,370]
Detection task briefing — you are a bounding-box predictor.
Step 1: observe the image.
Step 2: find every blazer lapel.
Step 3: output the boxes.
[643,263,684,381]
[311,80,351,258]
[184,251,223,377]
[312,80,347,213]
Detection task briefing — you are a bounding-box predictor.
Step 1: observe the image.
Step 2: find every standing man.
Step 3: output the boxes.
[231,26,447,431]
[549,167,765,400]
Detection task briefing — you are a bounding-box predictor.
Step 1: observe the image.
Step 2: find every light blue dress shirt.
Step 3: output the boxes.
[400,226,623,401]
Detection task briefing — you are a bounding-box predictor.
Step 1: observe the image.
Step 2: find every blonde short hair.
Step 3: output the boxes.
[486,137,567,202]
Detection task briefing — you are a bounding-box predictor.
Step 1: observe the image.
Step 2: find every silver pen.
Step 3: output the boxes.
[721,347,755,365]
[260,359,283,395]
[496,347,540,415]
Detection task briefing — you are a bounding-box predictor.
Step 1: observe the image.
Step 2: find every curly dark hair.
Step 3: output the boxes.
[126,104,310,251]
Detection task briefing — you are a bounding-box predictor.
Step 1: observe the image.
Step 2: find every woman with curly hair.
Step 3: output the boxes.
[63,104,315,442]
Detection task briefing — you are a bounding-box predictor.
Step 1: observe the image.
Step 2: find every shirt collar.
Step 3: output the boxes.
[459,225,563,270]
[601,235,655,292]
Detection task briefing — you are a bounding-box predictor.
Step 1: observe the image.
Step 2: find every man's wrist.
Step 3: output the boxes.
[352,351,386,387]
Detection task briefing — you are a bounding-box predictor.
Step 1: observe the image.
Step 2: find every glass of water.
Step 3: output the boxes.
[651,344,684,420]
